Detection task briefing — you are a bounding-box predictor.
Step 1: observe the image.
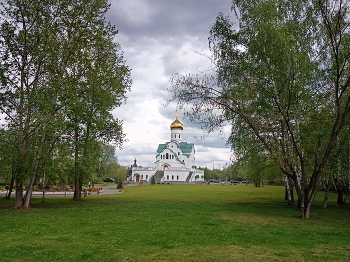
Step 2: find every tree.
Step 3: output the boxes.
[231,151,278,187]
[321,126,350,207]
[115,166,127,183]
[0,129,16,199]
[169,0,350,218]
[0,0,131,207]
[49,0,130,201]
[96,144,119,179]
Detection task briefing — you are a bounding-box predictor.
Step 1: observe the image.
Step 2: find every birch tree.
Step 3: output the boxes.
[169,0,350,218]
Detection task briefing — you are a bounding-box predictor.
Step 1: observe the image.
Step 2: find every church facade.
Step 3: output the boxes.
[129,114,204,183]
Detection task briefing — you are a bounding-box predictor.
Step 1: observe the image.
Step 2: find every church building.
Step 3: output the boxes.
[129,113,204,183]
[156,115,195,170]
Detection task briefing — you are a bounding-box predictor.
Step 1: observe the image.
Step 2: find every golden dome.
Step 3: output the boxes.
[170,117,183,130]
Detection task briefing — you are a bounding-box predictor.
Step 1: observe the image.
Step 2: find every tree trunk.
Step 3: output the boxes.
[23,132,47,208]
[14,155,26,208]
[322,189,330,209]
[337,190,345,205]
[42,190,45,203]
[73,172,82,201]
[299,182,319,218]
[301,204,311,218]
[299,195,306,218]
[299,189,311,218]
[72,123,82,201]
[4,172,15,199]
[284,176,294,205]
[23,173,35,208]
[293,176,311,218]
[73,155,82,201]
[15,182,24,208]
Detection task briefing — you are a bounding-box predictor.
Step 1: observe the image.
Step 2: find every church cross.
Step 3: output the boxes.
[175,110,179,119]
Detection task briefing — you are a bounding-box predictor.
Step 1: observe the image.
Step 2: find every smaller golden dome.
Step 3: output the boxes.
[170,117,183,130]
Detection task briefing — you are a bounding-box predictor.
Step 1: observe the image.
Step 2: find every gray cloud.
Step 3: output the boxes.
[108,0,234,169]
[108,0,232,39]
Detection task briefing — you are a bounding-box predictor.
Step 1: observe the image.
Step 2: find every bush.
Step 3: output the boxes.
[150,176,155,185]
[116,180,123,189]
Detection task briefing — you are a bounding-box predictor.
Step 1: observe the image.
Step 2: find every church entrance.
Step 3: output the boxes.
[163,165,168,170]
[135,175,140,182]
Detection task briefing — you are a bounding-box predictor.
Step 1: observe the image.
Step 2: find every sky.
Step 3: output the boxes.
[107,0,235,170]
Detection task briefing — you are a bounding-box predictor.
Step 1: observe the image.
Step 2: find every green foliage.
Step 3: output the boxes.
[0,185,349,261]
[229,151,283,186]
[0,0,131,206]
[96,144,119,179]
[199,166,225,181]
[115,166,127,182]
[150,176,156,185]
[116,180,123,189]
[170,0,350,218]
[322,126,350,204]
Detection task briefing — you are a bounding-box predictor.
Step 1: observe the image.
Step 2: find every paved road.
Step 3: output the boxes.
[0,184,127,197]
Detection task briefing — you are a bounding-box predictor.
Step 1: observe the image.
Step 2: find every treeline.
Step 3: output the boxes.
[0,0,131,208]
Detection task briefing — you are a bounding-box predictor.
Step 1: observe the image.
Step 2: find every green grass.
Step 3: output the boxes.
[0,184,349,262]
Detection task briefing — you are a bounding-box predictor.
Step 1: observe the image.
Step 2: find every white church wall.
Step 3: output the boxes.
[131,167,156,182]
[156,148,186,170]
[170,128,183,142]
[189,170,205,182]
[163,169,190,182]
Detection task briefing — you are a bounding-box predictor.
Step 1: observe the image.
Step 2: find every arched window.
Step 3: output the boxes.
[146,175,148,179]
[166,153,169,159]
[179,135,180,138]
[167,175,169,179]
[178,152,180,155]
[177,175,179,180]
[172,175,174,180]
[161,155,162,159]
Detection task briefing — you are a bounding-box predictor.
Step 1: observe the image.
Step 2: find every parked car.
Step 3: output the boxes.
[208,179,219,183]
[241,181,251,184]
[103,178,115,183]
[230,180,240,185]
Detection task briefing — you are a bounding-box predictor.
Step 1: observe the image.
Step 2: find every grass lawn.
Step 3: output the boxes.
[0,184,349,262]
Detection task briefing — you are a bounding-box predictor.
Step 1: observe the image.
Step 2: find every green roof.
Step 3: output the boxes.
[179,142,194,153]
[157,141,194,154]
[156,142,170,153]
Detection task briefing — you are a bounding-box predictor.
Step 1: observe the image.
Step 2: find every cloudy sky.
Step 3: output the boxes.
[107,0,234,169]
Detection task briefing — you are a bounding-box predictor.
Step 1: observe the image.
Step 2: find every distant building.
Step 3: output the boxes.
[129,113,204,183]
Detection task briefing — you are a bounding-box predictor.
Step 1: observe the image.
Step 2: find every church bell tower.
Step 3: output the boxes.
[170,111,183,142]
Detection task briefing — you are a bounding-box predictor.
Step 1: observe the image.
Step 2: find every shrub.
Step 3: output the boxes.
[116,180,123,189]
